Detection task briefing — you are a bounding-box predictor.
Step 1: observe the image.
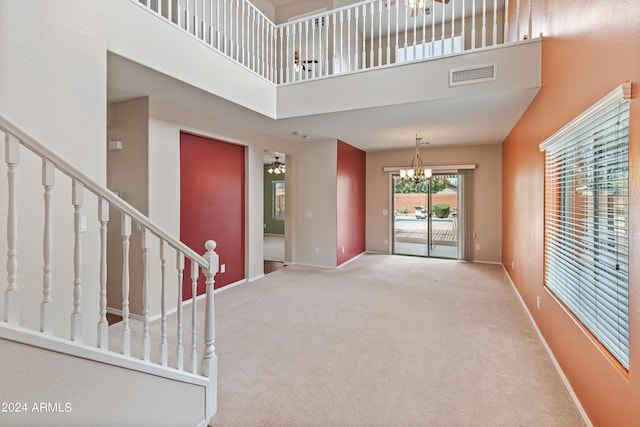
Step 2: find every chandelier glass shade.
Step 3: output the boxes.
[267,157,286,174]
[399,135,432,182]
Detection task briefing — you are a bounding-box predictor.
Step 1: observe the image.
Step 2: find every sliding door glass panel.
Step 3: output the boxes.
[392,173,459,259]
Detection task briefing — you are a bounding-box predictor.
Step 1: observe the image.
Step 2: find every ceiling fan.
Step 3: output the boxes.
[385,0,451,17]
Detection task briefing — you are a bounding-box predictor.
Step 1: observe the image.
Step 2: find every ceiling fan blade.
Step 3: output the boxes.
[434,0,451,3]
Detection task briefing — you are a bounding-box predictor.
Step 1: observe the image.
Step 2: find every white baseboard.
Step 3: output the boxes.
[501,266,592,427]
[215,278,248,293]
[337,251,366,268]
[472,259,503,265]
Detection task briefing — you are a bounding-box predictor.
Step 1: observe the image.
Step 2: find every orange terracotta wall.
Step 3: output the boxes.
[502,1,640,425]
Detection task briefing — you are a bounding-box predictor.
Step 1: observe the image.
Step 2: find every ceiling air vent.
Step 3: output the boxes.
[449,63,497,86]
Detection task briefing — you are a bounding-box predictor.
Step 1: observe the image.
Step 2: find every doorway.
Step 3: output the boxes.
[392,173,460,259]
[264,152,286,274]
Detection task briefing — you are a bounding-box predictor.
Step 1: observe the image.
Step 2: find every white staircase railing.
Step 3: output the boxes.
[1,113,218,418]
[133,0,534,84]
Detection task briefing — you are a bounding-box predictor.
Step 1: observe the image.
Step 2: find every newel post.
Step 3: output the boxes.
[201,240,218,419]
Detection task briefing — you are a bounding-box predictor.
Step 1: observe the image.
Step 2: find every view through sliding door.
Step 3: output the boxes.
[392,173,460,259]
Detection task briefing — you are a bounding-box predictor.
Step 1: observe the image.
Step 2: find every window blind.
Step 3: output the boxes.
[540,83,631,370]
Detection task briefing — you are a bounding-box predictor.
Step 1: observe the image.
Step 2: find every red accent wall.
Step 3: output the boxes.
[180,132,245,297]
[337,140,366,265]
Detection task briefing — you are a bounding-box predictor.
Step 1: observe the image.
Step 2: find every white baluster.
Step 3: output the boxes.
[70,179,83,342]
[332,13,336,74]
[421,1,426,58]
[190,260,199,374]
[142,228,151,362]
[304,19,309,78]
[285,25,290,82]
[298,21,303,79]
[201,0,206,41]
[369,0,382,67]
[340,10,344,72]
[324,14,329,75]
[353,7,358,71]
[160,240,168,366]
[370,2,375,68]
[184,0,190,33]
[40,159,54,334]
[312,17,316,78]
[412,0,417,60]
[471,0,476,49]
[168,0,173,24]
[504,0,509,43]
[431,0,436,54]
[201,240,219,418]
[176,0,181,27]
[208,0,214,46]
[258,8,262,73]
[394,1,399,63]
[176,252,185,370]
[216,0,221,50]
[242,1,246,65]
[482,0,487,47]
[404,0,408,54]
[97,197,109,349]
[222,0,227,53]
[462,0,466,50]
[279,26,283,83]
[451,0,456,53]
[121,213,131,356]
[441,0,445,53]
[251,9,256,72]
[229,0,236,58]
[4,133,20,324]
[386,1,391,65]
[193,0,198,37]
[362,5,367,70]
[493,0,498,45]
[528,0,532,40]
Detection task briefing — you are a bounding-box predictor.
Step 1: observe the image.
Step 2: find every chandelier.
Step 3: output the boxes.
[267,157,285,174]
[399,135,432,182]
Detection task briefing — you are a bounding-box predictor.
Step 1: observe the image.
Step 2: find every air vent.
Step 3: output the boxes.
[449,64,497,86]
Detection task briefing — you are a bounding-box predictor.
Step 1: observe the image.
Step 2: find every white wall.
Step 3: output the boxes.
[291,139,338,267]
[0,339,206,427]
[0,0,107,343]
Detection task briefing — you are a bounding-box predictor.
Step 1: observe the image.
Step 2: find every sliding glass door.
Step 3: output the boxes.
[392,174,459,259]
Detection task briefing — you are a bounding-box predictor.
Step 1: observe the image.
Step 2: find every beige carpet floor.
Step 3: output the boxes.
[208,254,585,427]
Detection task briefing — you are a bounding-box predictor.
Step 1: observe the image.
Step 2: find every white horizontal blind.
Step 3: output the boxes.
[541,86,630,369]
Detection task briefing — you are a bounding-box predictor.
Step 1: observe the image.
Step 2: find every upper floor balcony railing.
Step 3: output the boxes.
[133,0,534,85]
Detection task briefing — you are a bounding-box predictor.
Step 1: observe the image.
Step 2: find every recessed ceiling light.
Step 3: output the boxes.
[303,135,311,139]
